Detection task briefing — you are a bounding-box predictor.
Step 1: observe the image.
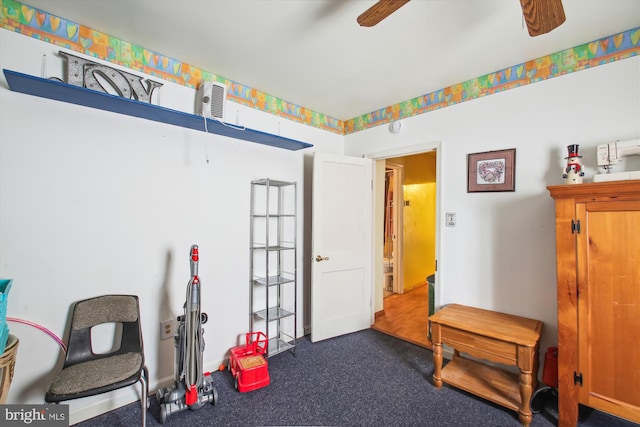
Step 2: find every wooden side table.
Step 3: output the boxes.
[429,304,543,426]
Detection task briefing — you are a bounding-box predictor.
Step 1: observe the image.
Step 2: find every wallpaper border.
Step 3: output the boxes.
[1,0,638,136]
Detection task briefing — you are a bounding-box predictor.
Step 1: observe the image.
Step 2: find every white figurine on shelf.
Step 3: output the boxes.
[563,144,585,184]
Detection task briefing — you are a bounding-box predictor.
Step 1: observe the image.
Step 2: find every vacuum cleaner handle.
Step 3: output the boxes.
[190,245,199,278]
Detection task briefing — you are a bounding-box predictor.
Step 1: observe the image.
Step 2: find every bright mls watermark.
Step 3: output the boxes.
[1,405,68,426]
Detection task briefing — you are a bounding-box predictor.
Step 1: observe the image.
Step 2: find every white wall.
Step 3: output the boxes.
[346,55,640,363]
[0,29,342,423]
[3,25,640,423]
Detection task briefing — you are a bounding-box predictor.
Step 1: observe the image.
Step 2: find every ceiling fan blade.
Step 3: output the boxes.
[519,0,566,36]
[357,0,411,27]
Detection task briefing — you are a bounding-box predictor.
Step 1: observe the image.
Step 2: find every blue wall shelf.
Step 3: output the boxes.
[3,69,313,151]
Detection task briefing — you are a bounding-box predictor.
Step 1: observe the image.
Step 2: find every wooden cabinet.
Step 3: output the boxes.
[548,180,640,426]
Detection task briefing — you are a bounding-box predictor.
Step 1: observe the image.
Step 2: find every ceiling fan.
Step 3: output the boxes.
[357,0,566,37]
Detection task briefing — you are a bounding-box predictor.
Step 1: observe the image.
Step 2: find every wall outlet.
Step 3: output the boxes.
[160,319,176,340]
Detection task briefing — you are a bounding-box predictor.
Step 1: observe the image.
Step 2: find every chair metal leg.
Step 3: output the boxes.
[140,369,148,427]
[143,366,150,408]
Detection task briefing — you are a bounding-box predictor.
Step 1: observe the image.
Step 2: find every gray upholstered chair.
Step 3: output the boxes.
[45,295,149,426]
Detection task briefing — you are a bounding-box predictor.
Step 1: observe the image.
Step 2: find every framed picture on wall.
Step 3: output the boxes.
[467,148,516,192]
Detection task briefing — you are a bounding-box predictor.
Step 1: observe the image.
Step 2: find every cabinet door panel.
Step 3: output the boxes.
[577,202,640,422]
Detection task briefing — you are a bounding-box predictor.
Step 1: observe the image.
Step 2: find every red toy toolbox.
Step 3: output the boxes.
[229,332,270,392]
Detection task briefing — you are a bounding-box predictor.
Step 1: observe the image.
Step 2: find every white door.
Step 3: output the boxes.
[311,152,373,342]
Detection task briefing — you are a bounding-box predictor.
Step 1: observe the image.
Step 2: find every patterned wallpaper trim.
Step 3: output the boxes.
[1,0,638,136]
[345,27,640,135]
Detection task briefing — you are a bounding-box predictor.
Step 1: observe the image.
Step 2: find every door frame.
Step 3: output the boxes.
[384,162,404,294]
[367,141,443,321]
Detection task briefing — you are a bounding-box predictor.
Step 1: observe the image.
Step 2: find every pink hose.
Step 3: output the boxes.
[6,317,67,354]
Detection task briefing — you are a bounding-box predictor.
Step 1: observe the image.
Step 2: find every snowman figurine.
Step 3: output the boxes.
[563,144,585,184]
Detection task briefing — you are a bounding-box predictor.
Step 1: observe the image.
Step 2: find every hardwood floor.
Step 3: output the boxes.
[372,283,433,349]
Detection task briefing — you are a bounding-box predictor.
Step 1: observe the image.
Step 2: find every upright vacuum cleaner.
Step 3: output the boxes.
[157,245,218,423]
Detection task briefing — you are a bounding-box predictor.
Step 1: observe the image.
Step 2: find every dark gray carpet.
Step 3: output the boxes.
[74,329,638,426]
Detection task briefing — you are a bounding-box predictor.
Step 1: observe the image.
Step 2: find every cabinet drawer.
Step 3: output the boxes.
[442,325,516,364]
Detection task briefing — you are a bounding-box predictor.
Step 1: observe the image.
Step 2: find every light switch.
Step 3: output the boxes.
[445,212,456,227]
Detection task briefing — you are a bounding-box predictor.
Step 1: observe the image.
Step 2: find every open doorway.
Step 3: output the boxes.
[372,148,438,349]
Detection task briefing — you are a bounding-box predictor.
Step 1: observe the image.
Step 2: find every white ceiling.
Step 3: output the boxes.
[20,0,640,120]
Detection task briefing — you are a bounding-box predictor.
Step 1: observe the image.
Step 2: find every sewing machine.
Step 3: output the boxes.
[593,139,640,182]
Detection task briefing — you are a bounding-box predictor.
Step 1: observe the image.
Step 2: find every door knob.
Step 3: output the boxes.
[315,255,330,262]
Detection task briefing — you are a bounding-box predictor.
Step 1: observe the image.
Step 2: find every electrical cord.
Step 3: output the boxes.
[201,115,246,164]
[202,114,246,132]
